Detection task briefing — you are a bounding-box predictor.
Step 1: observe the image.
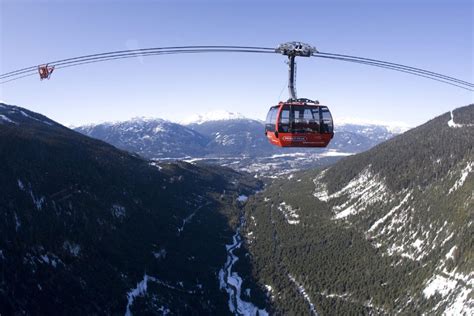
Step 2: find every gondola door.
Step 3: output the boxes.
[265,105,280,146]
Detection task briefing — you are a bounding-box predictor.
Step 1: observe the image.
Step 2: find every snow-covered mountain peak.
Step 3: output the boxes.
[180,110,247,125]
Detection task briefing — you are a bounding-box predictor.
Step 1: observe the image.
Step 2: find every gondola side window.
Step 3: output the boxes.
[309,108,320,131]
[265,107,278,132]
[295,107,320,133]
[285,106,320,133]
[321,107,333,133]
[278,108,291,132]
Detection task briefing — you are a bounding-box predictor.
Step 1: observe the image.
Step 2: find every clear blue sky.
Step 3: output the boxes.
[1,0,473,127]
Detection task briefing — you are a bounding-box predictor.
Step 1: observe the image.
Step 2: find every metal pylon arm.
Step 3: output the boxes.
[276,42,318,100]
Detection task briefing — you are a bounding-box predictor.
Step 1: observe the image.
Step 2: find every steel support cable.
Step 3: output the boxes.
[2,51,472,90]
[1,49,276,84]
[1,46,472,91]
[315,55,474,91]
[57,52,473,90]
[54,49,276,70]
[0,46,275,79]
[0,48,276,80]
[316,51,474,88]
[5,47,469,90]
[314,55,474,91]
[1,48,276,80]
[0,48,275,79]
[0,73,38,84]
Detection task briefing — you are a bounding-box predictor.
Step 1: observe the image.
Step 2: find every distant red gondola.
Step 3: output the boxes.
[265,98,334,147]
[38,64,55,80]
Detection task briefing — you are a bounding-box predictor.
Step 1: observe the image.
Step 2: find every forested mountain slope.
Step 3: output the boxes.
[0,103,262,314]
[243,104,473,315]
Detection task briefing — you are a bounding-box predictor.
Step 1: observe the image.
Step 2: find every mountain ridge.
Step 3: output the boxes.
[74,113,405,177]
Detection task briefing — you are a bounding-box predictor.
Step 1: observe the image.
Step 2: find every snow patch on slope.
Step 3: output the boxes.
[448,161,473,194]
[0,114,17,124]
[30,190,45,210]
[314,167,450,262]
[278,202,300,225]
[423,268,473,315]
[63,241,81,257]
[125,274,173,316]
[313,167,389,219]
[288,274,318,315]
[176,203,209,236]
[214,132,236,146]
[126,274,149,316]
[125,273,193,315]
[448,110,474,128]
[19,110,53,126]
[237,195,248,203]
[111,204,126,218]
[368,192,412,232]
[424,274,457,298]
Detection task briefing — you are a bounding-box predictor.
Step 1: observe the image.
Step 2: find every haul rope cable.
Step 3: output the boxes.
[1,44,472,90]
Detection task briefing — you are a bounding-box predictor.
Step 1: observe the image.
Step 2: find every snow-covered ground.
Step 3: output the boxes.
[125,274,150,316]
[447,111,474,128]
[17,179,46,210]
[237,195,248,203]
[176,202,210,236]
[124,274,172,316]
[277,202,300,225]
[423,268,473,315]
[313,167,388,220]
[448,161,473,194]
[313,164,469,265]
[0,114,17,124]
[368,192,412,233]
[288,274,318,315]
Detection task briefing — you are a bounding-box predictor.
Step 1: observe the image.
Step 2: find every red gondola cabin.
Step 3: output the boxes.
[265,99,334,147]
[38,64,55,80]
